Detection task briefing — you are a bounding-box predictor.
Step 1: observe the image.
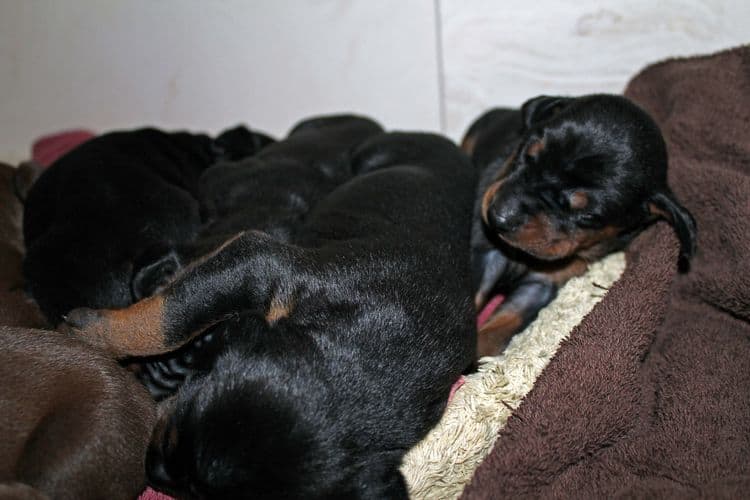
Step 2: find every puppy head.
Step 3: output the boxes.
[474,94,696,267]
[146,322,407,499]
[212,125,276,162]
[147,379,330,499]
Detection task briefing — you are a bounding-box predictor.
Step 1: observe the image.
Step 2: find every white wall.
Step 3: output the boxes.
[1,0,748,162]
[441,0,750,138]
[0,0,441,161]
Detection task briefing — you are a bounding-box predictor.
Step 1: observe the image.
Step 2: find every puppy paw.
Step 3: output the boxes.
[476,310,524,358]
[64,306,104,329]
[59,296,168,358]
[59,307,115,351]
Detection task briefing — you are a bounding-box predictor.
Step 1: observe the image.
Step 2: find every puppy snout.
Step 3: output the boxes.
[489,208,513,233]
[486,198,525,234]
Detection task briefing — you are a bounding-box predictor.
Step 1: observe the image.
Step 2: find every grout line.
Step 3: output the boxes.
[433,0,447,134]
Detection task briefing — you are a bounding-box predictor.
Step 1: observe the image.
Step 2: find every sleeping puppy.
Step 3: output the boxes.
[61,132,478,499]
[463,94,697,357]
[23,125,272,324]
[196,115,385,249]
[133,115,385,400]
[0,326,155,499]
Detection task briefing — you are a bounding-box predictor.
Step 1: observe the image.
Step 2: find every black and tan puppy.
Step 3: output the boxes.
[463,94,697,357]
[23,125,273,324]
[132,115,385,400]
[0,326,155,499]
[62,132,478,499]
[197,115,386,247]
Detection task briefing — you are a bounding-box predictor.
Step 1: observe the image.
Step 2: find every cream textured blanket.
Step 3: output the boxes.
[402,252,626,499]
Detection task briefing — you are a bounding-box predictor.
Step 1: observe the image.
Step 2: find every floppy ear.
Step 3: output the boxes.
[132,247,181,300]
[648,190,697,271]
[461,107,519,156]
[520,95,571,131]
[213,125,275,161]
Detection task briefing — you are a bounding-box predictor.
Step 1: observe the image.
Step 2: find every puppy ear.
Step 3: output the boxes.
[648,190,697,271]
[520,95,571,130]
[461,108,520,156]
[132,247,181,300]
[213,125,275,161]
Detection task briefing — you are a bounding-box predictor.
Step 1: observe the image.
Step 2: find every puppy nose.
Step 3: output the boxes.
[490,210,513,233]
[488,201,523,234]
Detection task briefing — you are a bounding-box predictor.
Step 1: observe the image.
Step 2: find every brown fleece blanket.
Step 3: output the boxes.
[462,45,750,498]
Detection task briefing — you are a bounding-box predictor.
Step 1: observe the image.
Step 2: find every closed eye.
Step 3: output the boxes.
[539,191,562,210]
[576,213,601,228]
[565,154,604,172]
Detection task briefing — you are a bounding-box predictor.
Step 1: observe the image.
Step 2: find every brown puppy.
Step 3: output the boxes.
[0,326,156,499]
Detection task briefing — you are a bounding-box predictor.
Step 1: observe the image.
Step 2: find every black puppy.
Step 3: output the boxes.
[463,94,697,357]
[62,132,478,499]
[23,125,272,324]
[198,115,385,246]
[135,115,385,399]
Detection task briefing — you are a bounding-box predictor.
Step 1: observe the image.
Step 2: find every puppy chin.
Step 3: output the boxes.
[495,232,578,261]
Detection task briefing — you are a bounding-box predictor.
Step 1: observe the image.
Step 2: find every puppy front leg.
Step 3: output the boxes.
[60,231,302,358]
[476,258,588,357]
[472,247,528,309]
[476,272,557,358]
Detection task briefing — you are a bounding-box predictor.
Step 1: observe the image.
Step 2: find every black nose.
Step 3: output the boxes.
[487,199,525,234]
[489,209,513,233]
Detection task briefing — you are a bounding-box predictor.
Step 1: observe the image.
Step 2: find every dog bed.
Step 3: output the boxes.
[404,45,750,498]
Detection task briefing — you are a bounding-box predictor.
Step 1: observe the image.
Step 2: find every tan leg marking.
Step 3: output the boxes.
[61,295,166,358]
[526,138,545,157]
[265,296,294,324]
[477,310,524,358]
